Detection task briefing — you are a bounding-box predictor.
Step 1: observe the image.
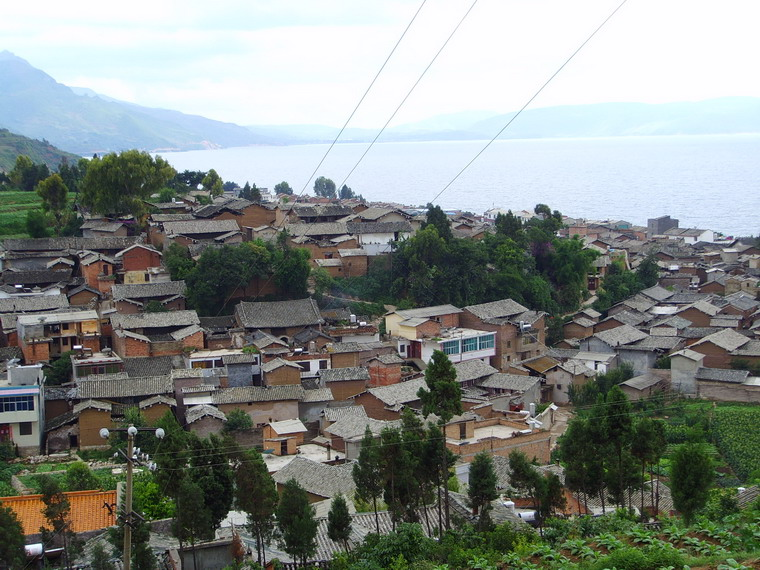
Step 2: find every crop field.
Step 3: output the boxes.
[712,406,760,481]
[0,190,43,237]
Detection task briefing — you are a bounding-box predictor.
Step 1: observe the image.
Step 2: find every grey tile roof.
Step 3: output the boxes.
[463,298,529,321]
[322,405,367,423]
[222,353,259,365]
[651,315,692,330]
[292,204,354,218]
[724,292,760,311]
[199,315,236,331]
[150,213,194,222]
[369,354,404,365]
[235,298,324,329]
[272,457,356,499]
[366,377,427,406]
[602,310,648,327]
[320,367,370,383]
[640,285,674,302]
[623,336,683,351]
[733,340,760,357]
[301,387,334,403]
[620,372,667,391]
[138,395,177,409]
[111,310,200,330]
[394,305,462,319]
[286,222,349,237]
[478,373,539,392]
[0,294,69,313]
[162,219,240,236]
[122,356,176,378]
[695,367,750,384]
[111,281,186,301]
[593,324,649,347]
[185,404,226,424]
[346,221,412,234]
[1,236,141,253]
[691,328,750,351]
[452,359,498,383]
[212,384,305,404]
[1,269,72,285]
[325,415,398,439]
[261,358,302,373]
[77,375,174,399]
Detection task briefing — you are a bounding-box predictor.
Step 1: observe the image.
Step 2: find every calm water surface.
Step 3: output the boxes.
[160,135,760,236]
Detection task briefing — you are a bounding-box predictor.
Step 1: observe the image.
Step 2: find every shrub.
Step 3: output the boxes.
[590,547,647,570]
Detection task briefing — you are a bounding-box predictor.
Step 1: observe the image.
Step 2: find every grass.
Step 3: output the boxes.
[0,190,43,237]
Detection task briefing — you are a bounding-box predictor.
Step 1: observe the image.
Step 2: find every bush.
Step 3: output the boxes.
[591,547,648,570]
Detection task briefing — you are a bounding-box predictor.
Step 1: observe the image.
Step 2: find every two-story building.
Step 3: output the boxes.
[0,363,44,455]
[17,310,101,363]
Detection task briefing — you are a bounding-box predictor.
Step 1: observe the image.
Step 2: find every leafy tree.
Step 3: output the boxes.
[422,203,453,241]
[36,173,69,235]
[274,181,293,195]
[277,479,318,565]
[44,351,74,386]
[631,417,666,519]
[90,541,115,570]
[637,252,660,288]
[235,448,278,565]
[57,157,87,195]
[25,209,50,238]
[39,475,77,567]
[223,180,238,193]
[468,451,498,530]
[9,154,49,191]
[65,461,100,491]
[157,187,176,203]
[670,442,714,525]
[313,176,336,199]
[170,169,205,192]
[272,235,311,299]
[0,505,25,569]
[132,473,175,520]
[352,427,384,533]
[108,505,156,570]
[494,210,523,240]
[188,433,234,531]
[224,408,253,433]
[327,494,352,552]
[163,243,195,281]
[80,150,176,219]
[143,300,167,313]
[173,477,212,569]
[559,417,605,514]
[240,181,262,202]
[201,168,224,197]
[339,184,355,200]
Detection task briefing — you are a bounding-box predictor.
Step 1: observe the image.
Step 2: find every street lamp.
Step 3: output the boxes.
[100,425,165,570]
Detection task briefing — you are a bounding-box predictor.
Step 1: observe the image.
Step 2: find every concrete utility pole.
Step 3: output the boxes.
[100,424,164,570]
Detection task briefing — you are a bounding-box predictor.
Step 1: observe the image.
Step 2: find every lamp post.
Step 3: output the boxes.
[100,425,164,570]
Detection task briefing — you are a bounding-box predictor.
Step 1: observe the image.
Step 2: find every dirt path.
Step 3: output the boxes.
[549,406,573,449]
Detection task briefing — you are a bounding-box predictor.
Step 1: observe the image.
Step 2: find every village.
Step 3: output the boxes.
[0,186,759,568]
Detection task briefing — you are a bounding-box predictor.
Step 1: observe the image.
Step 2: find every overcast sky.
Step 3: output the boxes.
[3,0,760,128]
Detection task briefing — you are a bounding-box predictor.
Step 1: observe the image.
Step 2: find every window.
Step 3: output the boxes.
[441,340,459,356]
[462,337,478,353]
[19,422,32,436]
[478,335,495,350]
[319,360,328,370]
[1,396,34,413]
[556,384,563,390]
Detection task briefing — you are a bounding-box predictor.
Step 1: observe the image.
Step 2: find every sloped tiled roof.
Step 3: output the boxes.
[691,328,750,352]
[272,457,356,499]
[268,418,307,435]
[322,405,367,422]
[261,358,303,373]
[235,297,324,329]
[452,359,498,383]
[1,269,72,285]
[162,219,240,236]
[185,404,226,424]
[639,285,674,302]
[325,415,399,440]
[346,221,412,234]
[695,367,749,384]
[394,305,462,319]
[302,387,334,403]
[77,375,174,399]
[592,324,648,347]
[0,490,117,535]
[111,281,186,301]
[111,309,200,330]
[620,372,667,391]
[122,356,176,378]
[320,366,370,383]
[212,384,304,404]
[0,294,69,313]
[366,377,426,406]
[478,374,539,392]
[0,236,140,253]
[463,298,529,322]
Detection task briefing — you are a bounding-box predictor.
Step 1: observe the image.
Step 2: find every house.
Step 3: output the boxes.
[323,414,397,459]
[619,371,669,401]
[0,363,44,455]
[444,416,551,464]
[17,310,101,363]
[328,341,398,369]
[689,328,750,368]
[152,218,242,248]
[477,374,541,408]
[579,324,648,354]
[669,348,705,395]
[78,251,118,295]
[234,297,324,341]
[263,418,308,455]
[212,384,304,426]
[461,299,546,369]
[272,457,356,503]
[386,305,496,364]
[319,366,371,400]
[111,281,187,313]
[544,360,596,404]
[262,358,303,386]
[452,359,499,388]
[110,310,203,358]
[345,221,414,255]
[694,368,760,403]
[192,198,277,232]
[300,387,334,423]
[352,377,427,420]
[70,350,125,382]
[563,317,595,340]
[366,354,404,387]
[675,300,722,327]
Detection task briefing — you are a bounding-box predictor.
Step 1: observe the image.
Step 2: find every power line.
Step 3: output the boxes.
[427,0,630,207]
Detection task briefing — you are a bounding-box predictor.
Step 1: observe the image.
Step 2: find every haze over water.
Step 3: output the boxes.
[162,134,760,237]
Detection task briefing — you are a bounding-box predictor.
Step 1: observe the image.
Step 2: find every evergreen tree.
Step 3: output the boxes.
[352,427,384,533]
[201,168,224,197]
[339,184,355,200]
[327,494,352,552]
[631,417,666,520]
[235,448,278,565]
[174,478,212,569]
[90,542,115,570]
[602,386,634,506]
[36,173,69,235]
[468,451,498,530]
[422,203,453,241]
[379,426,418,526]
[39,475,77,567]
[0,505,25,569]
[670,443,714,525]
[277,479,318,565]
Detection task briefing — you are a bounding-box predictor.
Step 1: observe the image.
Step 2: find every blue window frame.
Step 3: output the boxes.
[478,335,495,350]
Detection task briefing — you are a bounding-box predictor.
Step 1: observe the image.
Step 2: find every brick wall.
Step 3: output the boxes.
[265,367,301,386]
[78,409,113,448]
[21,341,50,364]
[447,430,551,464]
[122,247,161,272]
[368,364,401,387]
[326,380,367,401]
[691,343,732,369]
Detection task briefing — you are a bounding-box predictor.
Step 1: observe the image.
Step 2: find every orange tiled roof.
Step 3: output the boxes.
[0,490,117,535]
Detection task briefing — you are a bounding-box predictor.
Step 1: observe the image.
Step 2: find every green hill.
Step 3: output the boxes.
[0,128,80,172]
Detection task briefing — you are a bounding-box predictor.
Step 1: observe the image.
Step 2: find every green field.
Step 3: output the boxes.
[0,190,44,237]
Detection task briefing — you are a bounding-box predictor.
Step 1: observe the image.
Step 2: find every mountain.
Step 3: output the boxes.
[0,128,80,172]
[0,51,277,155]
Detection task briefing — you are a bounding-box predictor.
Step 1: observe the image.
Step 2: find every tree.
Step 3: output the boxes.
[240,181,261,202]
[422,203,453,241]
[0,505,25,569]
[44,351,74,386]
[631,417,666,520]
[272,235,311,299]
[25,209,50,238]
[418,350,462,530]
[39,475,78,567]
[468,451,498,530]
[80,150,176,219]
[637,252,660,288]
[36,173,69,235]
[164,243,195,281]
[339,184,355,200]
[90,541,115,570]
[559,417,605,514]
[201,168,224,197]
[223,408,253,433]
[9,155,49,191]
[313,176,336,199]
[174,478,212,569]
[352,427,384,533]
[274,181,293,195]
[327,494,352,552]
[277,479,318,565]
[670,443,714,525]
[235,448,278,565]
[602,386,634,506]
[188,433,234,531]
[65,461,100,491]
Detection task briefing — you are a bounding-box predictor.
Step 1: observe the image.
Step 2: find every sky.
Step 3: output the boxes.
[3,0,760,128]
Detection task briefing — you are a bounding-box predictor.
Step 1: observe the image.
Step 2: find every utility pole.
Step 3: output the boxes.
[100,424,164,570]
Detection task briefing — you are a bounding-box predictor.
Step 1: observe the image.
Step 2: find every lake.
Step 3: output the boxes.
[159,134,760,237]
